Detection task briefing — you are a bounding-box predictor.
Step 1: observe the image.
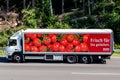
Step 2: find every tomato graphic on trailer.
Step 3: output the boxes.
[33,38,41,47]
[66,34,75,42]
[60,39,68,46]
[24,33,110,52]
[25,44,30,51]
[59,45,65,52]
[51,35,57,43]
[39,45,47,52]
[43,37,51,45]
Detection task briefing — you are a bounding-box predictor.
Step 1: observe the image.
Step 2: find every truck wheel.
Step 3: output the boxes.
[81,56,91,64]
[13,54,22,63]
[67,56,77,63]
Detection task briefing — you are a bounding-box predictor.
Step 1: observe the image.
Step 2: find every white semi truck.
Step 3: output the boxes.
[6,29,114,63]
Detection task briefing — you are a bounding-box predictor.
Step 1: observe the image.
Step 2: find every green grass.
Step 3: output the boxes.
[112,52,120,57]
[0,50,6,56]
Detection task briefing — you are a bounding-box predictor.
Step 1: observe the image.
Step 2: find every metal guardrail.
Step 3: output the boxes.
[0,48,6,56]
[0,48,5,50]
[114,49,120,53]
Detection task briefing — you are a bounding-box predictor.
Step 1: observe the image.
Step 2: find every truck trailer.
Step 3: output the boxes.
[6,29,114,63]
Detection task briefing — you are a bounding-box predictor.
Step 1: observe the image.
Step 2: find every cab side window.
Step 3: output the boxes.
[9,39,17,46]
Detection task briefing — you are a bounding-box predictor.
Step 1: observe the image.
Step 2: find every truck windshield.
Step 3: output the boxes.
[8,39,17,46]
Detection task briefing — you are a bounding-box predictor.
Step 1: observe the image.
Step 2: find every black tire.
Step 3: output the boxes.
[101,59,106,64]
[13,54,22,63]
[67,56,78,63]
[80,56,91,64]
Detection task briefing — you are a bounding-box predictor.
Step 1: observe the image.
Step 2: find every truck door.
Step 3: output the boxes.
[6,39,19,56]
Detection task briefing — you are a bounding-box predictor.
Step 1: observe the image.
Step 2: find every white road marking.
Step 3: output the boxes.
[72,72,120,76]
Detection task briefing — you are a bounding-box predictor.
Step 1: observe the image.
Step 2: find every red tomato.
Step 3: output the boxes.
[80,43,88,52]
[48,44,51,48]
[51,35,57,43]
[29,42,33,46]
[59,45,65,52]
[66,34,75,42]
[67,43,73,49]
[48,34,55,38]
[25,44,30,51]
[25,37,30,44]
[31,46,38,52]
[31,34,37,39]
[39,45,47,52]
[48,44,53,52]
[74,34,79,40]
[37,34,41,38]
[60,39,68,46]
[72,40,80,46]
[61,34,67,40]
[43,37,51,45]
[25,34,31,38]
[33,38,41,47]
[66,49,73,52]
[53,43,60,51]
[83,34,89,43]
[75,45,81,52]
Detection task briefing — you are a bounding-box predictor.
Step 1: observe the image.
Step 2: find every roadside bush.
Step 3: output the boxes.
[114,44,120,49]
[0,37,8,47]
[22,9,37,28]
[48,22,71,29]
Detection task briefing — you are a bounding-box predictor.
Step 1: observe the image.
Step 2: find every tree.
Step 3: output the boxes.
[23,0,26,8]
[82,0,85,15]
[72,0,78,8]
[88,0,91,15]
[50,0,53,15]
[32,0,35,8]
[62,0,64,13]
[6,0,9,12]
[92,0,95,9]
[36,0,54,27]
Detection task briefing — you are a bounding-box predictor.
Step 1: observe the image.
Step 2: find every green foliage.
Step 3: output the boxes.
[112,52,120,57]
[114,44,120,49]
[48,22,71,29]
[63,15,72,24]
[87,15,96,25]
[0,37,8,47]
[22,9,37,28]
[0,31,9,47]
[99,12,120,44]
[36,0,54,28]
[0,26,27,47]
[114,5,120,13]
[94,1,115,14]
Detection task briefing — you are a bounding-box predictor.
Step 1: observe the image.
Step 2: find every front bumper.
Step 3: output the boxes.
[8,56,12,60]
[6,55,12,60]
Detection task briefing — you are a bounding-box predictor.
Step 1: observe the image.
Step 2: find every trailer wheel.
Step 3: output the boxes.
[81,56,91,64]
[101,59,106,64]
[67,56,77,63]
[13,54,22,63]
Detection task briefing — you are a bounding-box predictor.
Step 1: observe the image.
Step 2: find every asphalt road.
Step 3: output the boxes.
[0,57,120,80]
